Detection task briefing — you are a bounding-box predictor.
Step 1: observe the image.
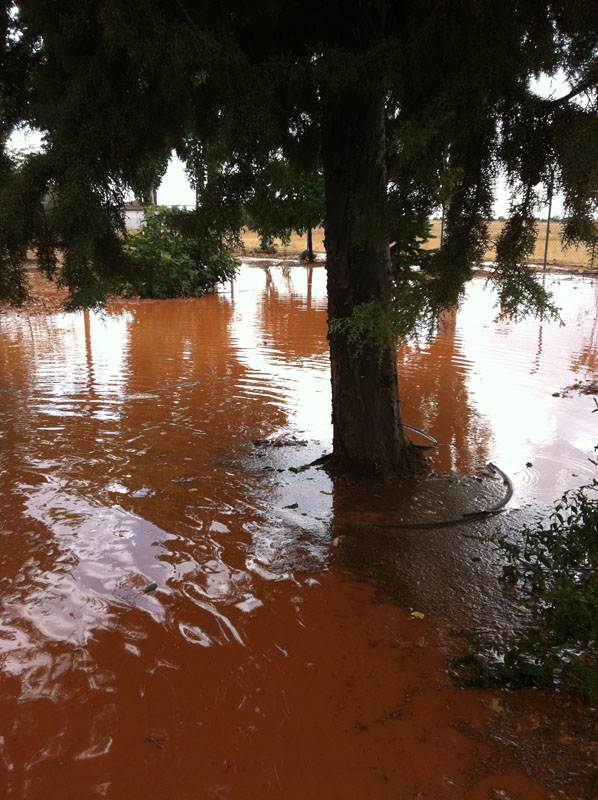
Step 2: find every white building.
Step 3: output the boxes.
[123,201,146,231]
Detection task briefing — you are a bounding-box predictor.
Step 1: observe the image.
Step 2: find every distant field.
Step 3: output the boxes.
[425,220,594,268]
[241,228,326,255]
[241,221,595,269]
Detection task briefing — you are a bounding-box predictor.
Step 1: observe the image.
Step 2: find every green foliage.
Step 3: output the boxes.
[1,0,598,322]
[330,219,450,351]
[245,162,323,253]
[119,207,237,299]
[129,157,169,205]
[492,192,560,319]
[255,231,290,254]
[455,457,598,701]
[329,299,396,359]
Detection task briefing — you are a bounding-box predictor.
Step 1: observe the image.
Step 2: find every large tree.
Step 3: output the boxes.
[1,0,598,478]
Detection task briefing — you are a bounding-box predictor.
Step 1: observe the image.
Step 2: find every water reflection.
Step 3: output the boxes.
[398,308,493,474]
[230,266,331,441]
[570,280,598,374]
[0,292,292,676]
[454,277,597,496]
[0,264,596,797]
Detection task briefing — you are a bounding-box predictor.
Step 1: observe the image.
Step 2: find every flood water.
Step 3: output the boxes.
[0,264,596,799]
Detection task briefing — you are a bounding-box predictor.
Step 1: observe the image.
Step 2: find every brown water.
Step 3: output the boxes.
[0,265,597,799]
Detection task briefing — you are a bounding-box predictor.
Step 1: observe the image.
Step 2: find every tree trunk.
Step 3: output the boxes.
[306,226,314,262]
[322,85,424,480]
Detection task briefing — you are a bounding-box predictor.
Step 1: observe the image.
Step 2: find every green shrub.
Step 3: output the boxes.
[455,453,598,701]
[119,207,238,299]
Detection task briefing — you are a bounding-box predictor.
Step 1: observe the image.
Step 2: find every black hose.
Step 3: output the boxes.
[402,423,439,445]
[462,462,513,516]
[301,427,513,529]
[369,462,514,529]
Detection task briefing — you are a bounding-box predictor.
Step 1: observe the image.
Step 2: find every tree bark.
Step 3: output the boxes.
[306,226,314,262]
[322,85,424,480]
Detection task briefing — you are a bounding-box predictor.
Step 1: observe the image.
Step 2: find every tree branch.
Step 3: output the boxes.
[539,63,598,109]
[172,0,199,34]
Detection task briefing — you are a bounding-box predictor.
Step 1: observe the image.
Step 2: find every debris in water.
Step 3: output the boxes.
[561,379,598,397]
[144,736,165,750]
[410,611,425,619]
[371,569,395,582]
[491,789,513,799]
[129,381,200,397]
[490,697,505,713]
[283,503,299,509]
[252,435,308,447]
[142,583,158,593]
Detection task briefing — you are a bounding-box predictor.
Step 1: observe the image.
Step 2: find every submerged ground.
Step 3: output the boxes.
[0,263,597,799]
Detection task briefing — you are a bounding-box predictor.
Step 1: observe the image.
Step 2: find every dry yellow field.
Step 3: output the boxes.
[241,221,595,268]
[241,228,326,255]
[425,220,594,268]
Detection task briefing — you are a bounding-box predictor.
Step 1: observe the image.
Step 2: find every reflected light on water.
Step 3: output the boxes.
[398,274,598,498]
[0,264,596,798]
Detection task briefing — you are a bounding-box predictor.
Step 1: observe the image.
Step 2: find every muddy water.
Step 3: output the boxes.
[397,273,598,496]
[0,265,596,799]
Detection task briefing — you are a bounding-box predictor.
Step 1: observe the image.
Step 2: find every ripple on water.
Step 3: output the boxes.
[181,582,245,646]
[0,267,596,797]
[178,621,212,647]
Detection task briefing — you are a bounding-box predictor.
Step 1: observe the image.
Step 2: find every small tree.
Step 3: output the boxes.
[245,162,323,260]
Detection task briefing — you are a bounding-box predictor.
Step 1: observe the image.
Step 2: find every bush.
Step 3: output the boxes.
[119,207,238,299]
[455,452,598,701]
